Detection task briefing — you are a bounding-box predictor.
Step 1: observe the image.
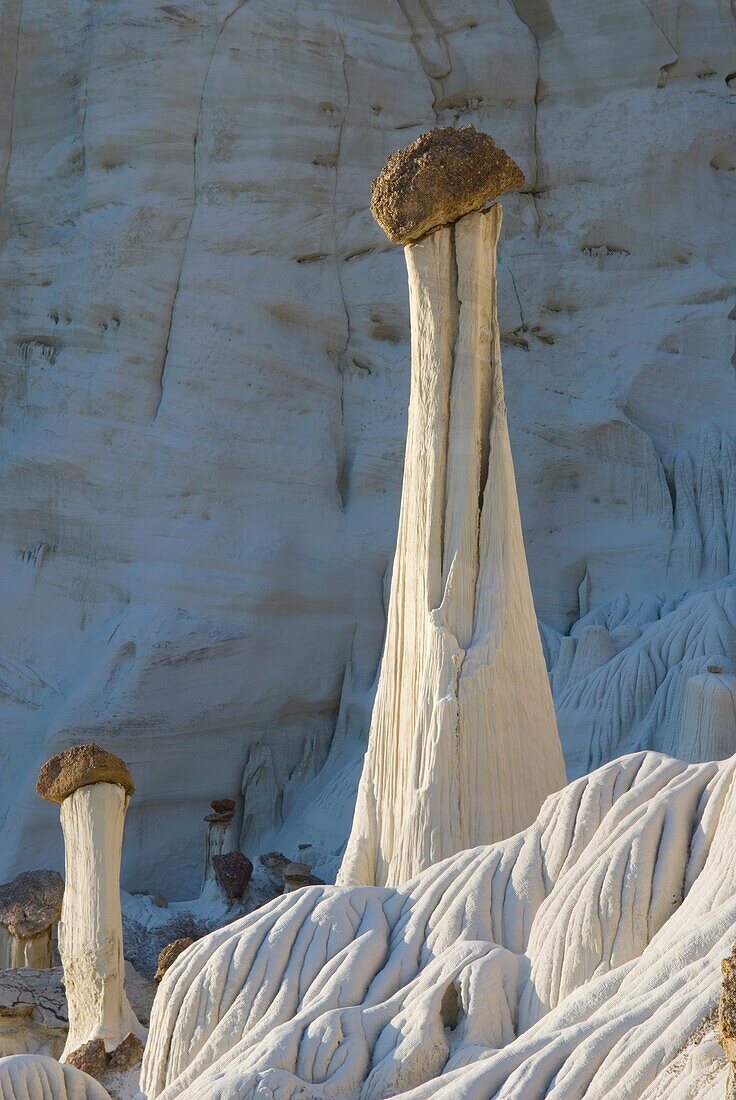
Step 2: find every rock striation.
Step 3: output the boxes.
[0,1055,111,1100]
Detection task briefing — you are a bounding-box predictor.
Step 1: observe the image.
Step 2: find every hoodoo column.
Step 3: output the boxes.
[36,743,144,1059]
[339,127,566,888]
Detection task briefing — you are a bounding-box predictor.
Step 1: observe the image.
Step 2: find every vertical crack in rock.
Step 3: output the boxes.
[507,0,543,229]
[504,259,529,351]
[73,2,95,187]
[0,0,24,216]
[395,0,452,121]
[333,22,351,510]
[152,0,246,422]
[639,0,680,60]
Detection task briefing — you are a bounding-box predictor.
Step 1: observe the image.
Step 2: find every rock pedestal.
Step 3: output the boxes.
[339,134,565,887]
[36,744,144,1058]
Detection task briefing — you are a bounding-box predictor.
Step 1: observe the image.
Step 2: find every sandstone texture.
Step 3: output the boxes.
[57,782,143,1058]
[0,0,733,894]
[339,206,564,887]
[0,871,63,937]
[370,126,524,243]
[36,746,134,805]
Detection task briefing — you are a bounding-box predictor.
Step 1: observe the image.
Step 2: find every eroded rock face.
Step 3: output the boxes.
[339,206,564,887]
[140,751,736,1100]
[370,126,524,243]
[0,0,733,893]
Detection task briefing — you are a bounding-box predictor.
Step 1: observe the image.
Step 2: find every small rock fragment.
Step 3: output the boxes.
[721,950,736,1061]
[155,937,194,983]
[152,893,168,909]
[370,125,525,244]
[283,862,324,892]
[259,852,291,890]
[204,811,234,825]
[66,1037,107,1079]
[212,852,253,900]
[108,1031,145,1071]
[0,870,64,938]
[211,798,236,814]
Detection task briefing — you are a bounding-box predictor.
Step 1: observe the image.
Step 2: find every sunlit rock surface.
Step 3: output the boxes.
[131,751,736,1099]
[0,0,734,892]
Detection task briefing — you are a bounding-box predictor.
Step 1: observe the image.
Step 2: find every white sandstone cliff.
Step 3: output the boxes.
[0,0,733,889]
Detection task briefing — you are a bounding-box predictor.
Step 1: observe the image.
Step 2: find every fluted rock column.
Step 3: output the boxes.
[36,744,144,1058]
[339,127,566,888]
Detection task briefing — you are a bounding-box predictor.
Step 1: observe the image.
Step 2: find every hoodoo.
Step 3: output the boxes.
[0,871,63,970]
[339,127,566,888]
[36,744,144,1060]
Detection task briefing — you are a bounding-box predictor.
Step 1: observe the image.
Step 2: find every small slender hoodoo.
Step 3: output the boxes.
[37,744,144,1059]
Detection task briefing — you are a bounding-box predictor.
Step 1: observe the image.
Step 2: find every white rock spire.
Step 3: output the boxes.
[339,130,565,887]
[36,744,145,1059]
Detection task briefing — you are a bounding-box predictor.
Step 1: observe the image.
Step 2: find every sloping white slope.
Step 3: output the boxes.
[132,750,735,1099]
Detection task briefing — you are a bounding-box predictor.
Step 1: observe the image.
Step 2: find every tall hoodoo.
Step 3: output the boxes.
[339,127,566,888]
[36,744,144,1059]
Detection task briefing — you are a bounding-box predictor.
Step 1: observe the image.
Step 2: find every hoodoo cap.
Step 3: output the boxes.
[0,870,64,937]
[370,125,524,245]
[37,742,135,804]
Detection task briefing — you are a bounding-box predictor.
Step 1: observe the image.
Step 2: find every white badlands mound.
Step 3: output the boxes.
[137,751,735,1099]
[0,749,734,1097]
